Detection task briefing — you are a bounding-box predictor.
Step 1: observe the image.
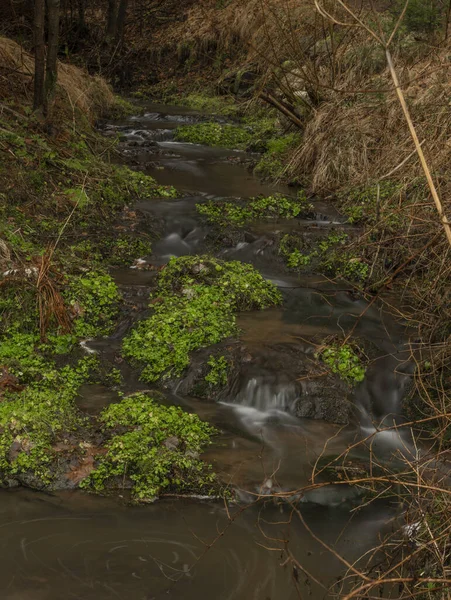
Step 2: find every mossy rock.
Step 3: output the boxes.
[122,255,282,383]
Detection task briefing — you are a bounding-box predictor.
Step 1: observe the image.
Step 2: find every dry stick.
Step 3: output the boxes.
[315,0,451,246]
[258,91,305,129]
[385,48,451,247]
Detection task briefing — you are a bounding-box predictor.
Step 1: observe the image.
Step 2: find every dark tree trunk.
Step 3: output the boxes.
[44,0,60,125]
[78,0,86,33]
[106,0,117,39]
[33,0,45,112]
[115,0,128,45]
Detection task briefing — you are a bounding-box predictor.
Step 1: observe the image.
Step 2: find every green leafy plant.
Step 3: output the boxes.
[123,256,281,382]
[205,355,229,387]
[82,393,218,500]
[64,271,121,337]
[0,356,97,484]
[196,191,312,228]
[175,122,253,149]
[317,344,366,385]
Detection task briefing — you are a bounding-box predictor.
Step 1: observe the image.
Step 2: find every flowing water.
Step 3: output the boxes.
[0,105,416,599]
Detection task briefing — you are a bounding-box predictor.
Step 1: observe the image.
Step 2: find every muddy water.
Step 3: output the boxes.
[0,105,413,599]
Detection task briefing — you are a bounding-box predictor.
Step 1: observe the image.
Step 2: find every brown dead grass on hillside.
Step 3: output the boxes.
[0,36,114,120]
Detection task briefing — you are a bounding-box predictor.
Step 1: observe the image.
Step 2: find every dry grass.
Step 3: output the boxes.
[0,36,114,120]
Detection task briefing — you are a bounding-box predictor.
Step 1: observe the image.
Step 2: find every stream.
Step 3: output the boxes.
[0,104,415,599]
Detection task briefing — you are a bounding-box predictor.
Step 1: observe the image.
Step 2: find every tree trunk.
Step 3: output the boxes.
[44,0,60,127]
[33,0,45,112]
[78,0,86,33]
[106,0,117,39]
[115,0,128,45]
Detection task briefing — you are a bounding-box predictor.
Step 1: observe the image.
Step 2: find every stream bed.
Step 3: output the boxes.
[0,105,415,599]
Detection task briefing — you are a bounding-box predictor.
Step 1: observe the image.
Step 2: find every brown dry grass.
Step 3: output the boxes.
[0,36,114,120]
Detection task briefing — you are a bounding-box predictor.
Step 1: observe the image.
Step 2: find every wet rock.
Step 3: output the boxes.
[171,340,354,425]
[163,436,180,451]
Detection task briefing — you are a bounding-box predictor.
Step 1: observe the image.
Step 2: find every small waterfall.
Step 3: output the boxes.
[231,375,300,412]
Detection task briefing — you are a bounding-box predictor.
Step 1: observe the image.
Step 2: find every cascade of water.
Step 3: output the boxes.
[231,375,300,412]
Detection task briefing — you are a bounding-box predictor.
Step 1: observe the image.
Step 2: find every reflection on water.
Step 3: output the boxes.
[0,489,397,600]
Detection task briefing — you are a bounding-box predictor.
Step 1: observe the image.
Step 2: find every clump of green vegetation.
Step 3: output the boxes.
[254,133,301,180]
[64,271,121,338]
[101,235,152,266]
[317,344,366,385]
[93,166,177,207]
[196,191,312,228]
[106,96,137,119]
[205,355,229,387]
[0,356,97,485]
[123,256,281,382]
[82,393,217,500]
[175,122,253,149]
[197,201,252,227]
[279,231,368,283]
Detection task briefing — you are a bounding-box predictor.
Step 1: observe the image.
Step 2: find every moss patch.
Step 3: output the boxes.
[81,392,218,500]
[254,132,301,180]
[122,255,282,382]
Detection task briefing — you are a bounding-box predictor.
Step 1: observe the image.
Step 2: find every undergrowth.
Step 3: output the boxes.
[279,231,369,283]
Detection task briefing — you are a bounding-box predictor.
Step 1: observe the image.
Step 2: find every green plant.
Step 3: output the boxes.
[64,271,121,337]
[175,122,253,149]
[205,355,229,387]
[82,393,218,500]
[393,0,443,33]
[122,256,281,382]
[179,93,238,115]
[340,181,402,224]
[196,192,311,228]
[0,356,97,484]
[317,344,366,385]
[254,133,301,179]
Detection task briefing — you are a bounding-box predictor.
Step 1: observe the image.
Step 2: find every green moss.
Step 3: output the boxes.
[254,133,301,180]
[64,271,121,338]
[81,392,218,500]
[122,256,281,382]
[175,122,253,149]
[317,344,366,385]
[196,191,312,228]
[0,356,97,485]
[107,96,137,119]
